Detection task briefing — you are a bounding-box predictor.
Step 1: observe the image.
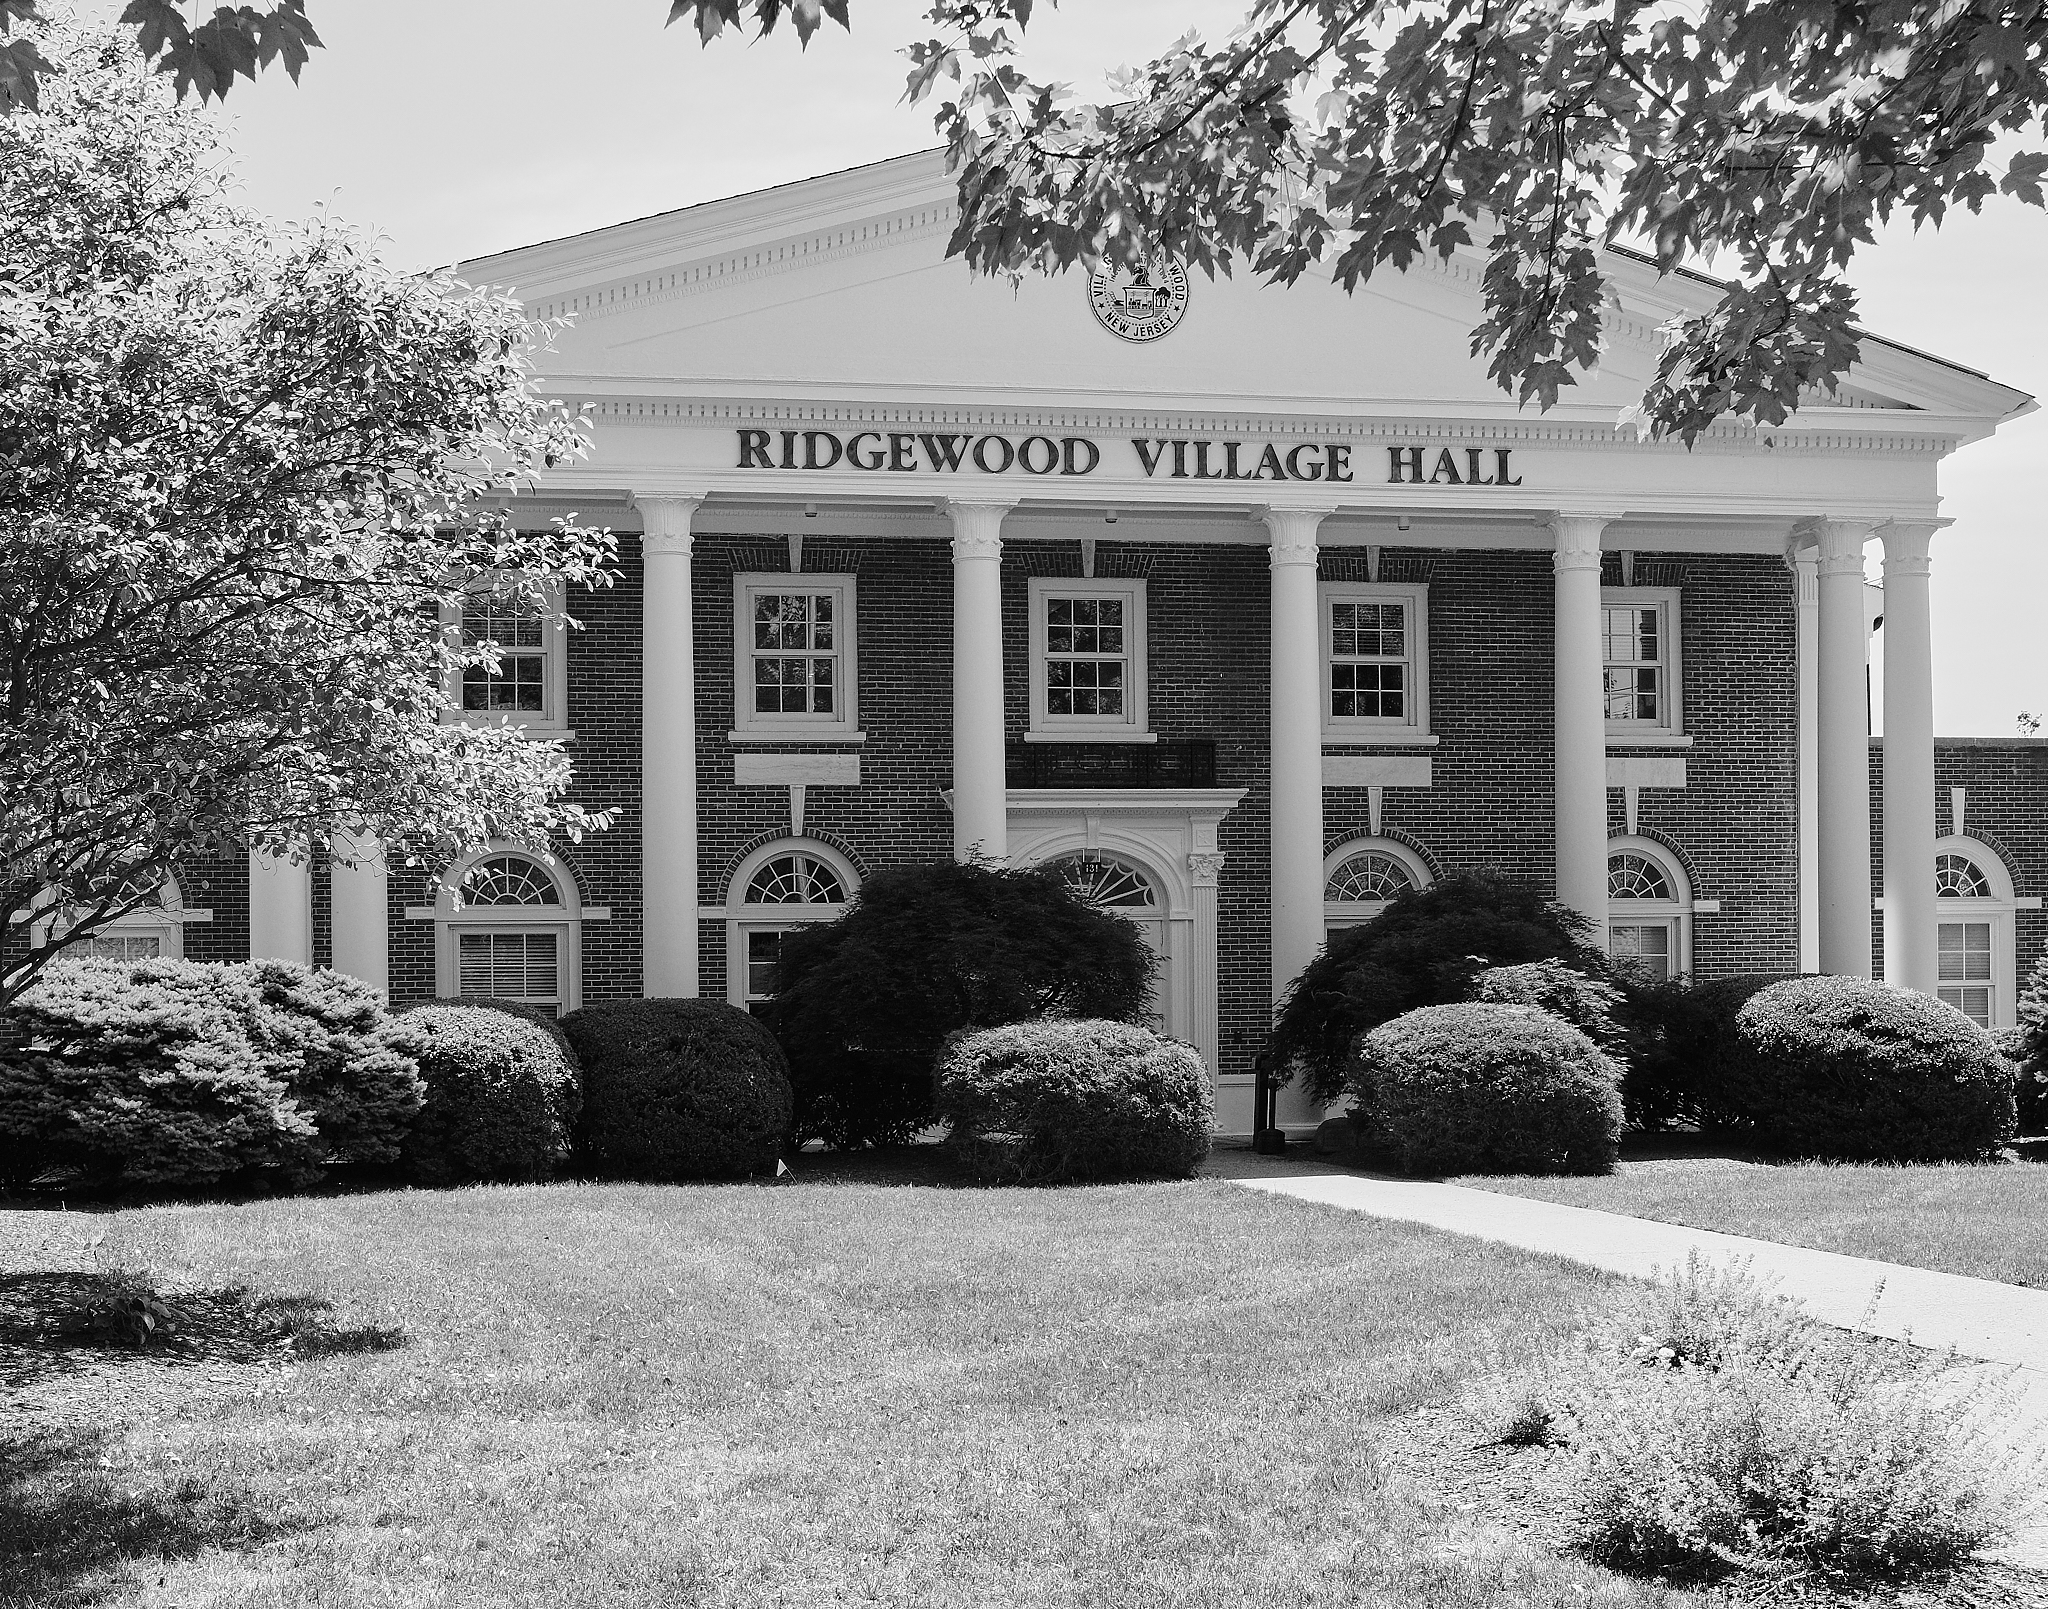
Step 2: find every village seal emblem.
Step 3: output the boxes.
[1087,259,1189,343]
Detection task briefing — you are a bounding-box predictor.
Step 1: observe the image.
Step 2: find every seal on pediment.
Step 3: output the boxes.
[1087,259,1189,344]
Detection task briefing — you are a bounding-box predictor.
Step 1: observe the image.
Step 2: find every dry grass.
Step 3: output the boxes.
[1458,1154,2048,1287]
[2,1161,1713,1609]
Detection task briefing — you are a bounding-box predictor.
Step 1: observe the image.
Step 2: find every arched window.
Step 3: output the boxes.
[1323,838,1432,930]
[725,839,858,1016]
[436,849,578,1016]
[63,874,188,961]
[1053,854,1159,910]
[1606,838,1692,982]
[1931,837,2021,1028]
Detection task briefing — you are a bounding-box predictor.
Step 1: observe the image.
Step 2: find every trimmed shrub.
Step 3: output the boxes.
[0,957,421,1190]
[1271,874,1610,1104]
[769,861,1156,1148]
[1349,1002,1623,1175]
[394,1002,581,1185]
[562,998,790,1180]
[935,1019,1212,1184]
[1619,972,1801,1133]
[1470,959,1627,1054]
[1727,976,2015,1161]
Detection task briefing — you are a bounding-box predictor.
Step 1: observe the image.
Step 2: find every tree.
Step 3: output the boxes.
[9,3,2040,439]
[0,20,615,1006]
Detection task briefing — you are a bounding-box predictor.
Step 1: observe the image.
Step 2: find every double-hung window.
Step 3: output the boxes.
[1937,920,1994,1027]
[1602,587,1682,738]
[1027,578,1148,739]
[448,581,567,733]
[733,574,858,740]
[1319,583,1429,740]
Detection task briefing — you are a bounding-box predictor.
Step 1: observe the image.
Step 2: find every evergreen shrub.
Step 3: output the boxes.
[562,998,790,1179]
[1618,972,1799,1133]
[2010,956,2048,1136]
[935,1019,1211,1184]
[769,861,1155,1148]
[1350,1002,1623,1175]
[394,1001,581,1185]
[1271,874,1610,1104]
[0,957,421,1190]
[1727,976,2015,1161]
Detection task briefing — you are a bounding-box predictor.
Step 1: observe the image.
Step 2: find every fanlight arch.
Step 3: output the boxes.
[724,838,860,1015]
[436,845,580,1015]
[1604,836,1692,982]
[1322,837,1433,928]
[1051,853,1160,910]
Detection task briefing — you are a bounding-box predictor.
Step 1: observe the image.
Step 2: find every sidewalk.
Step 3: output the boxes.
[1209,1148,2048,1374]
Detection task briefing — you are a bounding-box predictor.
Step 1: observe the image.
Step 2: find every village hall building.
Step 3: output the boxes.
[120,151,2042,1135]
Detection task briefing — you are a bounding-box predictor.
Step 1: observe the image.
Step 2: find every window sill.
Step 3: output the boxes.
[728,730,867,745]
[1021,730,1158,744]
[448,718,575,742]
[1321,732,1439,747]
[1606,732,1692,748]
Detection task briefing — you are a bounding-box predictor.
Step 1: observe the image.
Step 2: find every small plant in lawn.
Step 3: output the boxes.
[81,1231,184,1348]
[935,1018,1211,1185]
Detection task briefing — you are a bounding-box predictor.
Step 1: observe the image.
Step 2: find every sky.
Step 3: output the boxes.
[163,0,2047,737]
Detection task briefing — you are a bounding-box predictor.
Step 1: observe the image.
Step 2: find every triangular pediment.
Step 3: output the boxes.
[461,150,2029,431]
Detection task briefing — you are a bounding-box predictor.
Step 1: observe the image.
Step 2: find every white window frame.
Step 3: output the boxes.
[1606,834,1693,979]
[722,838,859,1012]
[731,573,860,741]
[1932,834,2021,1029]
[442,579,570,736]
[1025,576,1150,742]
[1319,582,1430,742]
[1602,586,1684,740]
[434,846,581,1015]
[1323,837,1433,931]
[44,873,197,961]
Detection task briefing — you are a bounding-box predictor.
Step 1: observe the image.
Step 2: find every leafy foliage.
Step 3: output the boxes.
[2011,955,2048,1134]
[935,1018,1211,1184]
[393,1002,582,1186]
[0,956,422,1190]
[562,998,792,1180]
[769,860,1156,1148]
[1349,1001,1623,1176]
[1729,976,2016,1161]
[0,20,615,1006]
[1270,874,1608,1105]
[1618,972,1800,1132]
[1470,959,1627,1055]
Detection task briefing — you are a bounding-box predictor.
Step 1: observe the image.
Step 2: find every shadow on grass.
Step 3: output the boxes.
[0,1425,317,1607]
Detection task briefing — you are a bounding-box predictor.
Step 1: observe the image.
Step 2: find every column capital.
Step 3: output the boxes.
[1255,505,1332,567]
[632,492,705,557]
[1796,516,1882,570]
[1546,511,1614,572]
[1879,519,1944,575]
[940,498,1015,561]
[1188,851,1227,888]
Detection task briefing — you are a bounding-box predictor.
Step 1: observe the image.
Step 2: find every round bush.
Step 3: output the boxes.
[561,998,791,1179]
[770,861,1156,1149]
[1270,875,1611,1104]
[394,1002,581,1185]
[1620,972,1804,1133]
[1729,977,2016,1161]
[0,956,421,1191]
[935,1019,1212,1184]
[1350,1002,1623,1176]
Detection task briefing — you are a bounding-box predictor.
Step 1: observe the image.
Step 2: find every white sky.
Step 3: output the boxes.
[172,0,2046,736]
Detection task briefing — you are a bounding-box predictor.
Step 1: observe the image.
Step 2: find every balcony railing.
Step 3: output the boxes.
[1005,738,1217,790]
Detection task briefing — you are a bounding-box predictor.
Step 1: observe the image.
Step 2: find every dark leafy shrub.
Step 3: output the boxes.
[935,1019,1211,1184]
[769,861,1156,1148]
[1271,874,1609,1104]
[1726,977,2015,1161]
[0,957,421,1190]
[1470,960,1627,1053]
[1349,1002,1623,1175]
[562,998,790,1179]
[2013,957,2048,1137]
[1618,972,1801,1132]
[394,1002,581,1185]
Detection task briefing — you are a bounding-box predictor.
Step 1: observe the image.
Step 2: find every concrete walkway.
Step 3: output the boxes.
[1213,1151,2048,1375]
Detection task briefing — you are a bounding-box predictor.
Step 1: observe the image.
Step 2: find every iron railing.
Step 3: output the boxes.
[1005,738,1217,789]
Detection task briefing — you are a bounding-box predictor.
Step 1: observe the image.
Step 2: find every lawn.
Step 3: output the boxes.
[0,1160,1713,1609]
[1458,1153,2048,1288]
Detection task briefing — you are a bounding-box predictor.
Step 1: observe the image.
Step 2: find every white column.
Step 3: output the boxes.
[329,828,388,993]
[1550,514,1611,940]
[1882,522,1939,993]
[944,500,1013,862]
[247,848,311,964]
[1814,517,1877,977]
[1261,506,1330,1128]
[637,494,703,997]
[1791,544,1820,972]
